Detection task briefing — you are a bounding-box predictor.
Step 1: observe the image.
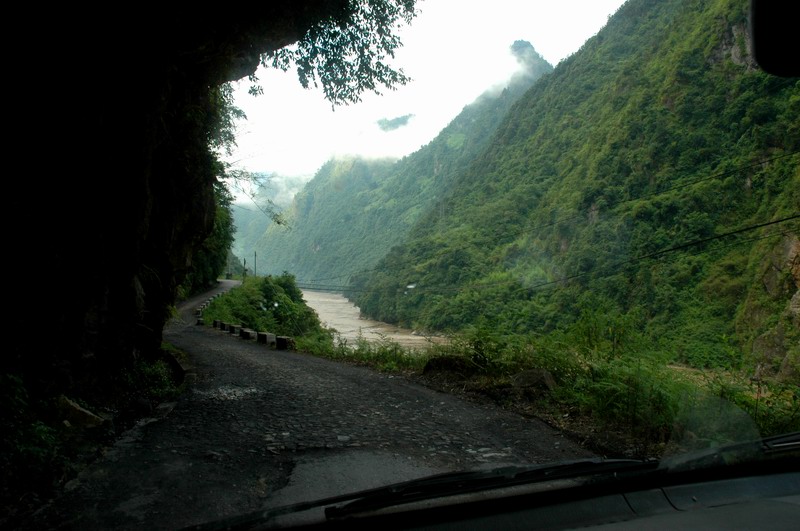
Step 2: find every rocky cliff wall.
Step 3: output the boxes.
[9,2,349,402]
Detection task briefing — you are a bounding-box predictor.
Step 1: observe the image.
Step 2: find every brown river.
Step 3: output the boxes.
[301,290,446,350]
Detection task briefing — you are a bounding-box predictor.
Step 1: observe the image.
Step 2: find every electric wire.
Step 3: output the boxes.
[289,150,798,287]
[295,214,799,295]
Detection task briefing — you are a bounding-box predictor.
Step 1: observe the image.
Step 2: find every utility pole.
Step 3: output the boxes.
[243,258,247,281]
[254,251,257,278]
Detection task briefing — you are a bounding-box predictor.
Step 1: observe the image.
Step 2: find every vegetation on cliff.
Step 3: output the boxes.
[4,1,419,521]
[245,41,554,283]
[348,0,799,383]
[202,274,334,352]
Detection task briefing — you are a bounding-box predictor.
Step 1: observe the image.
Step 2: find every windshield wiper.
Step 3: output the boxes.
[186,433,799,529]
[327,434,800,520]
[760,431,800,452]
[324,458,656,519]
[184,458,655,530]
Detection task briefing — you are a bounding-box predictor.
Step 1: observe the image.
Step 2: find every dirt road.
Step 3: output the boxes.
[24,282,591,530]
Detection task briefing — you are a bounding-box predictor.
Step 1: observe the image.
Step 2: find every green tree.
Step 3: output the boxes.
[257,0,417,105]
[180,181,237,296]
[348,0,799,376]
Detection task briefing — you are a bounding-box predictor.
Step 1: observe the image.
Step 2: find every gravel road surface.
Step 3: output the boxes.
[23,281,592,530]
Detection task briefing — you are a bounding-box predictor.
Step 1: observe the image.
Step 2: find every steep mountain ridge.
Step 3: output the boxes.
[349,0,799,376]
[239,41,553,282]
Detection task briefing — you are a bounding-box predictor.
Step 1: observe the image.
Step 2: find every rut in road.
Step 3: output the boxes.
[24,290,592,530]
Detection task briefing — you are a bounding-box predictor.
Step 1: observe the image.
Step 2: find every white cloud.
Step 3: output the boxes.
[225,0,627,182]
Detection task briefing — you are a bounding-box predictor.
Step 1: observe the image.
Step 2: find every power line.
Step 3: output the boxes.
[300,150,798,286]
[299,214,799,295]
[506,215,799,296]
[464,150,799,255]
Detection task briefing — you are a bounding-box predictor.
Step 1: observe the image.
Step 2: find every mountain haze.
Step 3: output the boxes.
[349,0,798,376]
[238,41,553,283]
[231,172,307,262]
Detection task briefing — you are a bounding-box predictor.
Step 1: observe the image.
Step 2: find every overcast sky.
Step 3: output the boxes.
[225,0,627,195]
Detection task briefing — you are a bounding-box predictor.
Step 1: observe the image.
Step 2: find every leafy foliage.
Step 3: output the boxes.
[345,0,799,381]
[324,332,432,373]
[202,274,334,345]
[180,180,237,296]
[0,374,62,505]
[261,0,417,106]
[120,357,184,403]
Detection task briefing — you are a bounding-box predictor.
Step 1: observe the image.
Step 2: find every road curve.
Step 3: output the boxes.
[24,282,592,530]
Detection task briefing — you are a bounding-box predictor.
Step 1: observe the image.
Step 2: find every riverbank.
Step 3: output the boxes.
[18,289,590,530]
[301,290,447,350]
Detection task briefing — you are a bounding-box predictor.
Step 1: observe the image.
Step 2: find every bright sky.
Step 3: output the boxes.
[225,0,627,192]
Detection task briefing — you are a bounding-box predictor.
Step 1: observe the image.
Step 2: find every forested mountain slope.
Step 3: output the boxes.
[349,0,799,377]
[231,172,306,261]
[244,41,553,282]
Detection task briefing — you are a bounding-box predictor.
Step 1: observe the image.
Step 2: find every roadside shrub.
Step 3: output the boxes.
[203,275,333,344]
[295,332,336,356]
[0,374,64,509]
[522,333,587,385]
[577,357,688,443]
[120,358,183,403]
[328,332,430,373]
[702,371,800,436]
[204,277,271,330]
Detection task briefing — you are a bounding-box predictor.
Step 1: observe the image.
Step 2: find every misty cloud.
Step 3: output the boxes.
[377,114,415,131]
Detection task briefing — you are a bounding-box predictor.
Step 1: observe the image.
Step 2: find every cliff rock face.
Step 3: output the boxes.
[748,235,800,382]
[9,2,348,401]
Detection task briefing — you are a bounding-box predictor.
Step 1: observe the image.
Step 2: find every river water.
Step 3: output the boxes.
[301,290,445,350]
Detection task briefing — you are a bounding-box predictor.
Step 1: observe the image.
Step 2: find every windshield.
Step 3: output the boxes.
[5,1,798,530]
[223,0,799,462]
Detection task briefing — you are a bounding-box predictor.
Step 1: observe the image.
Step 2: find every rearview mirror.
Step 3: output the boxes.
[750,0,799,77]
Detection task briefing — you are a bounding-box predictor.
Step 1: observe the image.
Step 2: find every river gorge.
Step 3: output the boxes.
[301,289,445,350]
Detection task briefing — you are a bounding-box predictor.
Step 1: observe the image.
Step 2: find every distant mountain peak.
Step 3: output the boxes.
[377,114,415,131]
[510,39,546,67]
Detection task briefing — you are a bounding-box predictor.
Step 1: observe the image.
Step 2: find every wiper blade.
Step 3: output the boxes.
[761,431,800,452]
[183,458,654,530]
[325,458,655,519]
[186,434,799,530]
[329,434,800,519]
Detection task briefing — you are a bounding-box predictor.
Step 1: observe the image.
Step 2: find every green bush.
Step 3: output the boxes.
[324,331,431,373]
[121,358,183,402]
[0,374,64,505]
[576,357,689,442]
[702,372,800,436]
[203,274,335,348]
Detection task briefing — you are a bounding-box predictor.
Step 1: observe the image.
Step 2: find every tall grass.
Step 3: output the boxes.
[320,332,432,373]
[204,282,799,457]
[310,324,798,454]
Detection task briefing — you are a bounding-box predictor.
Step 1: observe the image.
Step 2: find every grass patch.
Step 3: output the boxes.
[120,356,183,403]
[198,283,800,459]
[302,324,798,458]
[319,332,432,373]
